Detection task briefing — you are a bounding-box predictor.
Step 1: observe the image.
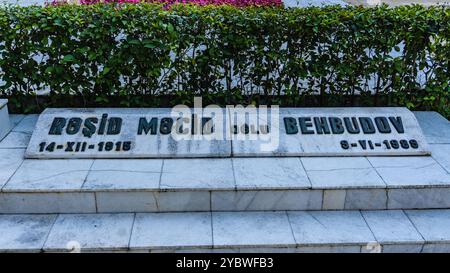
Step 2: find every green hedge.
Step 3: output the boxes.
[0,4,449,116]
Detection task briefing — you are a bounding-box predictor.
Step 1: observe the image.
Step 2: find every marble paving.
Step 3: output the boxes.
[0,209,449,252]
[0,99,10,141]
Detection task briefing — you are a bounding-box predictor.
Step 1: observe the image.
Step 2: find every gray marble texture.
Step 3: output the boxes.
[0,114,38,149]
[381,244,423,253]
[0,131,32,149]
[9,115,25,129]
[368,156,450,187]
[301,157,385,188]
[160,158,235,190]
[43,213,134,252]
[3,159,93,191]
[287,211,375,245]
[430,144,450,173]
[0,192,97,213]
[388,188,450,209]
[405,210,450,244]
[0,214,56,252]
[211,190,322,211]
[130,212,212,250]
[12,114,38,134]
[344,189,387,210]
[322,190,346,210]
[414,112,450,144]
[232,157,310,189]
[362,210,423,244]
[84,159,162,190]
[212,212,296,248]
[0,99,10,142]
[94,191,211,213]
[0,149,24,189]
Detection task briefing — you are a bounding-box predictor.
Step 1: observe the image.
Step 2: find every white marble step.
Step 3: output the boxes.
[2,209,450,253]
[0,112,449,213]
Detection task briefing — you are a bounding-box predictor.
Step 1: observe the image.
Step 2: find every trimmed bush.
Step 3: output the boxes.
[0,4,448,116]
[74,0,283,7]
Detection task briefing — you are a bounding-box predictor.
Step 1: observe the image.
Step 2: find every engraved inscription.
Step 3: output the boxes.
[25,107,430,158]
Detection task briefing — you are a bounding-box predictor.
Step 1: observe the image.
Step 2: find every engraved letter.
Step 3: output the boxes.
[49,117,66,135]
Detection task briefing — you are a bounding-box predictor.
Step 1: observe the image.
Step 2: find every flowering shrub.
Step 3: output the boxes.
[51,0,282,7]
[80,0,141,4]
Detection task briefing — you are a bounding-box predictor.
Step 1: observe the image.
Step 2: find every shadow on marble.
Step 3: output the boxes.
[43,213,134,252]
[0,214,56,252]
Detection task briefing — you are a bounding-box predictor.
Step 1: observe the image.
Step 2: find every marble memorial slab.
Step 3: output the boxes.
[25,108,231,158]
[25,107,430,158]
[230,107,430,157]
[0,99,11,141]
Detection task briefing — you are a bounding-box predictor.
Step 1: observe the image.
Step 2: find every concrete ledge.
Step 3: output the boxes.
[1,209,450,253]
[1,187,450,213]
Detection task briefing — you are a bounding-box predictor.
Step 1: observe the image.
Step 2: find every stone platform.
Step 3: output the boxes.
[0,111,449,252]
[0,112,449,213]
[2,209,450,253]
